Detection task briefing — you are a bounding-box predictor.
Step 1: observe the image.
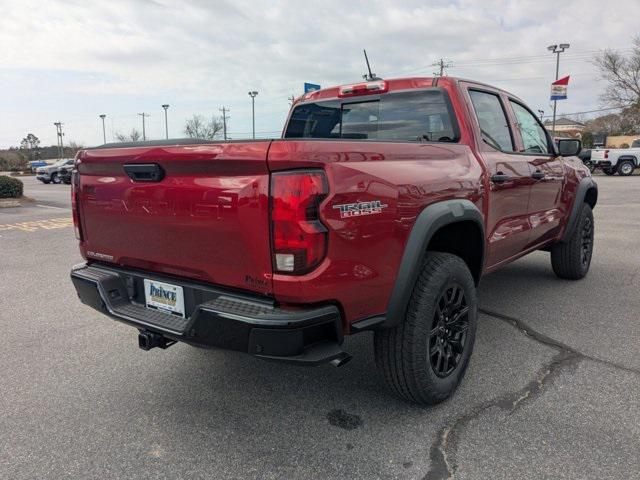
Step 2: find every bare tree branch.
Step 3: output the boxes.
[594,36,640,107]
[184,114,224,140]
[115,129,142,142]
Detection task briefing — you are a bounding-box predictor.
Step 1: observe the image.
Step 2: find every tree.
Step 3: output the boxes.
[115,128,142,142]
[19,133,41,160]
[184,114,224,139]
[594,36,640,107]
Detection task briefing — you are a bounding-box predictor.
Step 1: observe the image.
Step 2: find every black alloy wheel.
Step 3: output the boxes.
[581,215,594,269]
[429,283,470,378]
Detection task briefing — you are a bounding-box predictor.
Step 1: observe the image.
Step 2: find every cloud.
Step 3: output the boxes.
[0,0,638,146]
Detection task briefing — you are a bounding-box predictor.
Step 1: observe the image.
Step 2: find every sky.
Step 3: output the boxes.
[1,0,639,148]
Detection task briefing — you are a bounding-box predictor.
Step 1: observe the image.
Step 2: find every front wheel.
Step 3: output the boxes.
[374,252,477,406]
[551,203,594,280]
[50,173,61,184]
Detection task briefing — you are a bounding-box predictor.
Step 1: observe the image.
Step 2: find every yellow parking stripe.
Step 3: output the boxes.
[0,217,73,233]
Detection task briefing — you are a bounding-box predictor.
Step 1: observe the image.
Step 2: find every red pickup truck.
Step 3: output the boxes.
[71,77,597,405]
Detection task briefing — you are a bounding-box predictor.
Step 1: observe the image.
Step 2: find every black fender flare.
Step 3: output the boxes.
[561,177,598,243]
[382,199,484,330]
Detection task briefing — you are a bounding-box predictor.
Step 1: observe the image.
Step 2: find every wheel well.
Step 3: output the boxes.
[427,221,483,284]
[584,187,597,209]
[618,156,637,166]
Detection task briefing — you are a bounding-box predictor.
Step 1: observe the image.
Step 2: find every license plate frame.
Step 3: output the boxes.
[143,279,186,318]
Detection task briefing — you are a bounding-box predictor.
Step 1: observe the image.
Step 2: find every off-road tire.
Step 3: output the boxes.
[374,252,477,406]
[617,160,635,176]
[551,203,594,280]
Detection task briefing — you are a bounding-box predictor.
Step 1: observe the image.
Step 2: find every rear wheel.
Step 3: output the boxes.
[374,252,477,406]
[617,160,635,176]
[584,160,596,173]
[551,203,594,280]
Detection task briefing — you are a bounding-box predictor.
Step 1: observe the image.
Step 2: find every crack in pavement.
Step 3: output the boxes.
[423,308,639,480]
[480,308,640,376]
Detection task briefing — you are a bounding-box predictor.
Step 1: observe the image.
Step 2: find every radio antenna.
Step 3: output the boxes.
[363,49,380,81]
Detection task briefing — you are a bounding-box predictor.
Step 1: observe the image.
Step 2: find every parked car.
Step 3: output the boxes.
[58,166,72,184]
[28,160,47,173]
[36,158,75,184]
[70,76,597,405]
[590,141,640,175]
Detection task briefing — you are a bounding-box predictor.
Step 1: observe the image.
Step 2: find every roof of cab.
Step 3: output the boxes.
[293,76,520,105]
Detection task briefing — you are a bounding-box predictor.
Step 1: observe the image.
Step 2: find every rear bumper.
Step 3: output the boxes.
[70,263,346,365]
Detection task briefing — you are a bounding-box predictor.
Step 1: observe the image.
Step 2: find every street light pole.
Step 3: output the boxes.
[99,114,106,144]
[248,91,258,139]
[162,104,169,139]
[547,43,570,136]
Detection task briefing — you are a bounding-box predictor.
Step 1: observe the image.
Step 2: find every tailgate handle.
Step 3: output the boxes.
[124,163,165,182]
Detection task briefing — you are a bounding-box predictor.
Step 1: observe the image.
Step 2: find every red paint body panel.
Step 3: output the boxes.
[76,142,273,296]
[74,77,590,332]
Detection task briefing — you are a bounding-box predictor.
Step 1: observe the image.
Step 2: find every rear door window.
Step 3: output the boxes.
[284,90,458,142]
[468,90,514,152]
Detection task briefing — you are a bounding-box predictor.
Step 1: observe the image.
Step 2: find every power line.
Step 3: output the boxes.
[541,104,633,119]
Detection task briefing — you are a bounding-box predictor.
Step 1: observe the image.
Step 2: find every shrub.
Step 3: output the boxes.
[0,175,24,198]
[619,143,630,149]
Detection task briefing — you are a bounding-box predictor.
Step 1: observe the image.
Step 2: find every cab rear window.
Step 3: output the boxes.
[284,90,458,142]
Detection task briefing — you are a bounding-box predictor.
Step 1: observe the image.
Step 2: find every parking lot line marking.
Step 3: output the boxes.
[0,217,73,233]
[37,204,71,211]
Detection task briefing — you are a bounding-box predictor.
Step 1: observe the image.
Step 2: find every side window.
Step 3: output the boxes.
[509,101,550,154]
[468,90,514,152]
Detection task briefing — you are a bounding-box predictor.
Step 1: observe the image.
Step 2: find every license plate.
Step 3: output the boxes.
[143,279,185,318]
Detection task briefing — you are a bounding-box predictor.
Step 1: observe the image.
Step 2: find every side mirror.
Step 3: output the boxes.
[557,139,582,157]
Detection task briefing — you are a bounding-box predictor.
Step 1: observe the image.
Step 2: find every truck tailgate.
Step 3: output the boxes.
[76,141,273,296]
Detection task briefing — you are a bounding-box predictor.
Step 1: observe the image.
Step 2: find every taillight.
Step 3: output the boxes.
[338,80,388,97]
[271,170,328,274]
[604,149,609,159]
[71,169,83,240]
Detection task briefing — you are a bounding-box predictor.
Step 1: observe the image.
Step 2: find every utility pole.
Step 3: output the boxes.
[547,43,570,136]
[219,107,230,141]
[138,113,149,141]
[162,105,169,139]
[537,109,544,121]
[432,58,452,77]
[288,95,296,107]
[99,114,106,144]
[248,91,258,139]
[53,122,64,159]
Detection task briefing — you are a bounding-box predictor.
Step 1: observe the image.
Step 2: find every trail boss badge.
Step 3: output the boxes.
[333,200,388,218]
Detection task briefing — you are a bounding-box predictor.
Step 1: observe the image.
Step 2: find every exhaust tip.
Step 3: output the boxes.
[330,352,353,367]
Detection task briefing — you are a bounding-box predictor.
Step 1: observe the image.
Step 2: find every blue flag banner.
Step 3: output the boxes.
[304,83,321,93]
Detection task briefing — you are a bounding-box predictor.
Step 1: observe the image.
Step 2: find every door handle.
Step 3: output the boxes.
[531,171,546,180]
[123,163,165,182]
[491,173,510,183]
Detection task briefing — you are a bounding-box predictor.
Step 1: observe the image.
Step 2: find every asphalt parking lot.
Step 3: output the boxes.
[1,175,638,480]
